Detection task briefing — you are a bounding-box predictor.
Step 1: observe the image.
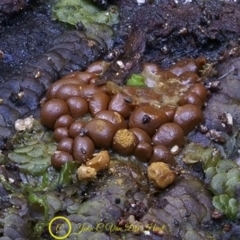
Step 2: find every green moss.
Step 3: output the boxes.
[183,143,240,220]
[0,120,80,237]
[52,0,119,27]
[213,195,238,219]
[126,74,146,87]
[8,120,56,176]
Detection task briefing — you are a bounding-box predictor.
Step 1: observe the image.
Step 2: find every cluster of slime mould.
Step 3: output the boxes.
[40,56,208,189]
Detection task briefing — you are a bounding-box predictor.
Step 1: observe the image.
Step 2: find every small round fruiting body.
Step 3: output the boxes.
[112,129,138,156]
[55,84,81,100]
[73,136,95,163]
[129,127,152,144]
[178,92,203,107]
[152,123,184,148]
[149,145,176,166]
[128,105,168,136]
[51,151,73,170]
[53,127,69,142]
[108,93,133,119]
[40,99,69,128]
[173,104,204,135]
[57,138,74,154]
[179,72,199,85]
[77,165,97,180]
[54,114,74,129]
[66,97,88,118]
[46,77,88,99]
[85,119,116,149]
[86,151,110,171]
[134,141,153,162]
[79,84,106,99]
[86,60,110,75]
[169,59,199,76]
[88,92,111,116]
[62,71,95,84]
[95,110,127,130]
[160,105,177,122]
[188,83,208,102]
[68,120,85,138]
[147,162,176,189]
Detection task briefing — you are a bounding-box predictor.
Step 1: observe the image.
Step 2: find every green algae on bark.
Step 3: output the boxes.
[183,143,240,220]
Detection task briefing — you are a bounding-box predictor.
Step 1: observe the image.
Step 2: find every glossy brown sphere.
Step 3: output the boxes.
[86,60,110,75]
[55,84,82,101]
[129,127,152,144]
[53,127,69,142]
[68,120,85,138]
[112,129,138,156]
[179,72,199,85]
[194,56,207,70]
[63,71,95,84]
[85,119,117,149]
[95,110,127,130]
[186,92,203,108]
[89,77,100,85]
[51,151,73,170]
[134,141,153,162]
[169,59,199,76]
[54,114,74,129]
[173,104,204,135]
[108,93,133,119]
[149,145,176,166]
[73,136,95,163]
[152,123,184,148]
[40,99,69,128]
[178,92,203,107]
[79,84,106,99]
[158,70,177,82]
[66,96,88,118]
[46,77,87,99]
[57,138,74,154]
[160,105,177,122]
[88,92,111,116]
[188,83,208,102]
[128,105,169,136]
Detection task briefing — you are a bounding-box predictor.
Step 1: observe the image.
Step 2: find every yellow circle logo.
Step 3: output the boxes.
[48,216,72,239]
